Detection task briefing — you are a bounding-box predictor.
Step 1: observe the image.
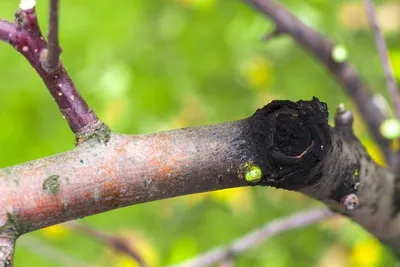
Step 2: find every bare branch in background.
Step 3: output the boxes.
[363,0,400,121]
[42,0,61,73]
[243,0,392,161]
[17,236,91,267]
[262,27,282,41]
[66,222,145,267]
[171,208,333,267]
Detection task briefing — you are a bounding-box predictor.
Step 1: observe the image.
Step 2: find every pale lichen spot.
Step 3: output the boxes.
[93,188,101,201]
[43,175,60,195]
[39,49,48,62]
[58,92,62,96]
[22,46,29,52]
[34,49,38,53]
[70,95,75,101]
[58,83,63,88]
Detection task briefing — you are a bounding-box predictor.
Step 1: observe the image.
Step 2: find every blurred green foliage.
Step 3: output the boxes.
[0,0,399,266]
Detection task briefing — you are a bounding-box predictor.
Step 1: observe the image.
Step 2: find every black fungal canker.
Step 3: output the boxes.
[247,98,331,190]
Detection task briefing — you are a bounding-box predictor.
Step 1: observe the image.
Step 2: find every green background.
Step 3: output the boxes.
[0,0,399,266]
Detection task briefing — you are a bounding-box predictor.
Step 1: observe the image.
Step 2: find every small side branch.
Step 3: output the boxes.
[43,0,60,72]
[66,222,145,267]
[0,2,105,140]
[171,208,333,267]
[363,0,400,120]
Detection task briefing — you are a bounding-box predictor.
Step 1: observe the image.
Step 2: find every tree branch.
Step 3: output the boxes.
[0,2,105,139]
[66,222,145,267]
[243,0,391,161]
[171,208,333,267]
[363,0,400,121]
[42,0,60,73]
[1,0,400,264]
[0,236,15,267]
[0,98,399,254]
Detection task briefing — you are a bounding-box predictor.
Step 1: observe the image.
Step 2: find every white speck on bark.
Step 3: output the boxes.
[19,0,36,10]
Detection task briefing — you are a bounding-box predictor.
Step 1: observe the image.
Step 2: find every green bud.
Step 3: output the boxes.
[332,45,348,63]
[380,118,400,139]
[245,164,262,183]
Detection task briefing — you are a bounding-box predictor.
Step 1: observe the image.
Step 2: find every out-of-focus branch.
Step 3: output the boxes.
[66,222,145,267]
[42,0,61,73]
[17,236,91,267]
[363,0,400,121]
[171,208,334,267]
[243,0,391,161]
[0,1,105,139]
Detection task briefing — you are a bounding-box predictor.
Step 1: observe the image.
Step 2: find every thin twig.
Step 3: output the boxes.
[66,222,146,267]
[17,236,91,267]
[43,0,61,72]
[171,208,333,267]
[363,0,400,120]
[243,0,391,161]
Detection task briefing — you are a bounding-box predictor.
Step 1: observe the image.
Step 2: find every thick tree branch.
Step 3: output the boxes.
[0,98,399,254]
[43,0,60,73]
[172,208,333,267]
[363,0,400,121]
[0,4,104,138]
[243,0,391,161]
